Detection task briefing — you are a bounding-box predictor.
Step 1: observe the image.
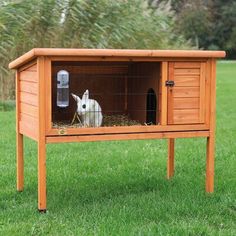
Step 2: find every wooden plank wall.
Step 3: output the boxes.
[18,62,38,140]
[128,62,160,124]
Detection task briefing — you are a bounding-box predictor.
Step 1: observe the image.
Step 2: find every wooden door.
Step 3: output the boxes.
[167,62,206,124]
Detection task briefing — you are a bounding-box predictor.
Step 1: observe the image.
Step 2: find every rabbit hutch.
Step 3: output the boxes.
[9,48,225,212]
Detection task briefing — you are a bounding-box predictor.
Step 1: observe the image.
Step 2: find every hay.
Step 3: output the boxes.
[102,114,141,126]
[52,114,141,128]
[52,121,83,128]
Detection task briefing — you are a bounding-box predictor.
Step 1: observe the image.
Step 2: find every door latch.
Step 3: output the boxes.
[165,80,175,87]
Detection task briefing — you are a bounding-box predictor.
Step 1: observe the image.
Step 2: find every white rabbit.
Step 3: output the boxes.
[71,90,103,127]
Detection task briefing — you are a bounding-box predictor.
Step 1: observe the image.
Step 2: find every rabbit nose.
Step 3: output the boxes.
[82,104,86,109]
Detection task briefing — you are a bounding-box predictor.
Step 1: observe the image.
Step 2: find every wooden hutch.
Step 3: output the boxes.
[9,49,225,212]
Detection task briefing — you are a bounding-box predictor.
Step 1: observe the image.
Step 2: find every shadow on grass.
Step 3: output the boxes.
[0,100,15,111]
[45,169,205,212]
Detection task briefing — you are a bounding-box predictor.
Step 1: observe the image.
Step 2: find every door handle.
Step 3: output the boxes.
[165,80,175,87]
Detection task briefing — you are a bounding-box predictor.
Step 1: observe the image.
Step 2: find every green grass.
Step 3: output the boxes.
[0,62,236,235]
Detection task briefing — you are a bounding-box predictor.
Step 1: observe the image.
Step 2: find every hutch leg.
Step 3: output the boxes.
[167,138,175,179]
[206,135,215,193]
[38,139,47,212]
[16,132,24,191]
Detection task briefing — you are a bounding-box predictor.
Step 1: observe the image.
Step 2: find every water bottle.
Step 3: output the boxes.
[57,70,69,108]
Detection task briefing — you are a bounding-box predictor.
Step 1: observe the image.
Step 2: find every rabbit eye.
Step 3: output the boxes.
[82,104,86,109]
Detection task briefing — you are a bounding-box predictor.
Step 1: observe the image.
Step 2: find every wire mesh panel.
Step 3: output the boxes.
[51,61,160,128]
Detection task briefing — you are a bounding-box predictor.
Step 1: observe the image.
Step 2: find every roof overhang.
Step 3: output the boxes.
[9,48,226,69]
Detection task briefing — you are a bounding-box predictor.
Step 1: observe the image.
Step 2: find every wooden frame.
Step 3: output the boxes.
[10,49,225,212]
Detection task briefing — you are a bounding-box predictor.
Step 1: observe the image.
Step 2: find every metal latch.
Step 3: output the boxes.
[165,80,175,87]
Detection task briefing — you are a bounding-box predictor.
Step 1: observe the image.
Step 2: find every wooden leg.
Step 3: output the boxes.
[206,136,215,193]
[16,132,24,191]
[38,139,47,212]
[167,138,175,179]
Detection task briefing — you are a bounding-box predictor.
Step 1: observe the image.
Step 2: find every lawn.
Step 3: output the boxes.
[0,62,235,235]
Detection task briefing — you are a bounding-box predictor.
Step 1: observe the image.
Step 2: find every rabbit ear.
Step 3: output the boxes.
[82,89,89,100]
[71,93,81,102]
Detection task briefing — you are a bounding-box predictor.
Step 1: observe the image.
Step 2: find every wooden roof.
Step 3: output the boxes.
[9,48,226,69]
